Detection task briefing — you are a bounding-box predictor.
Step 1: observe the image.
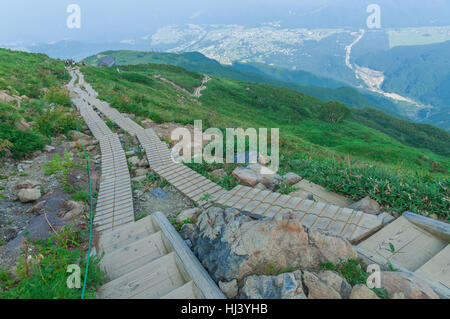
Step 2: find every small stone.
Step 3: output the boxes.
[349,196,381,215]
[138,159,149,168]
[135,168,149,177]
[219,280,239,299]
[18,188,41,203]
[317,270,352,299]
[210,168,227,179]
[254,183,267,190]
[44,145,55,152]
[350,284,380,299]
[307,194,314,201]
[59,200,84,221]
[141,119,154,128]
[150,187,168,198]
[303,271,342,299]
[13,180,41,191]
[26,200,46,214]
[180,223,196,241]
[131,175,146,182]
[176,207,201,224]
[128,156,140,166]
[282,172,302,185]
[378,212,395,225]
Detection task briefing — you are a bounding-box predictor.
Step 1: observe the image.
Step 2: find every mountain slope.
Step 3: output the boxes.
[84,50,449,156]
[356,40,450,130]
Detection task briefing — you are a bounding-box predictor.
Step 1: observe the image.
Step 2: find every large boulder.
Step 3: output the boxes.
[349,196,381,215]
[240,271,306,299]
[192,207,357,283]
[18,188,41,203]
[380,271,440,299]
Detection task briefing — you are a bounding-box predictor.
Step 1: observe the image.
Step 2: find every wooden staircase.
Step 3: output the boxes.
[96,212,225,299]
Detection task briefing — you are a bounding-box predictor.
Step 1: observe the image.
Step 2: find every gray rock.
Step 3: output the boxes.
[176,207,201,224]
[125,151,135,157]
[180,223,196,241]
[26,200,46,214]
[135,168,149,177]
[378,212,395,225]
[150,187,168,198]
[192,207,357,283]
[240,271,306,299]
[18,188,41,203]
[13,180,41,191]
[349,196,381,215]
[303,271,342,299]
[131,175,146,183]
[350,284,380,299]
[44,145,55,152]
[317,270,352,299]
[128,156,140,166]
[282,172,302,185]
[59,200,85,221]
[219,279,239,299]
[210,168,227,180]
[232,167,260,187]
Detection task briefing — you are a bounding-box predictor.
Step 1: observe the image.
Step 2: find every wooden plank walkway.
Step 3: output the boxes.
[72,68,383,244]
[69,69,134,233]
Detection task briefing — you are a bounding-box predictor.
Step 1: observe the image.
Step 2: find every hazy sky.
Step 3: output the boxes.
[2,0,449,44]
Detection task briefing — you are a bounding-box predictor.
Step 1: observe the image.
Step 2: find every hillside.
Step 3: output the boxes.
[356,40,450,130]
[0,48,447,221]
[84,50,449,157]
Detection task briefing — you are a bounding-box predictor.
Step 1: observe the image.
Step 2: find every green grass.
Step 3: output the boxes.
[0,48,76,159]
[0,226,106,299]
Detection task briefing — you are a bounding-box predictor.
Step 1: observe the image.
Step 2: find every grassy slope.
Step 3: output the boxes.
[83,63,449,218]
[84,50,448,156]
[0,49,77,159]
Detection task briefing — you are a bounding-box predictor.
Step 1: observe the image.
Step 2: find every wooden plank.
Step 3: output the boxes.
[97,216,156,254]
[99,231,168,281]
[415,245,450,289]
[151,212,225,299]
[160,281,199,299]
[98,252,185,299]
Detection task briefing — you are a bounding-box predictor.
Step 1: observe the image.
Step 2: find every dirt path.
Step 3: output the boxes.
[154,74,211,98]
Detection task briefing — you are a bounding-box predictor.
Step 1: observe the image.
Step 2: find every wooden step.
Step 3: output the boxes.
[97,216,156,254]
[415,245,450,289]
[97,252,186,299]
[99,231,168,281]
[359,216,447,271]
[160,281,199,299]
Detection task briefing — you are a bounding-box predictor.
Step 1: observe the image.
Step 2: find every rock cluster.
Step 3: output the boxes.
[187,206,441,300]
